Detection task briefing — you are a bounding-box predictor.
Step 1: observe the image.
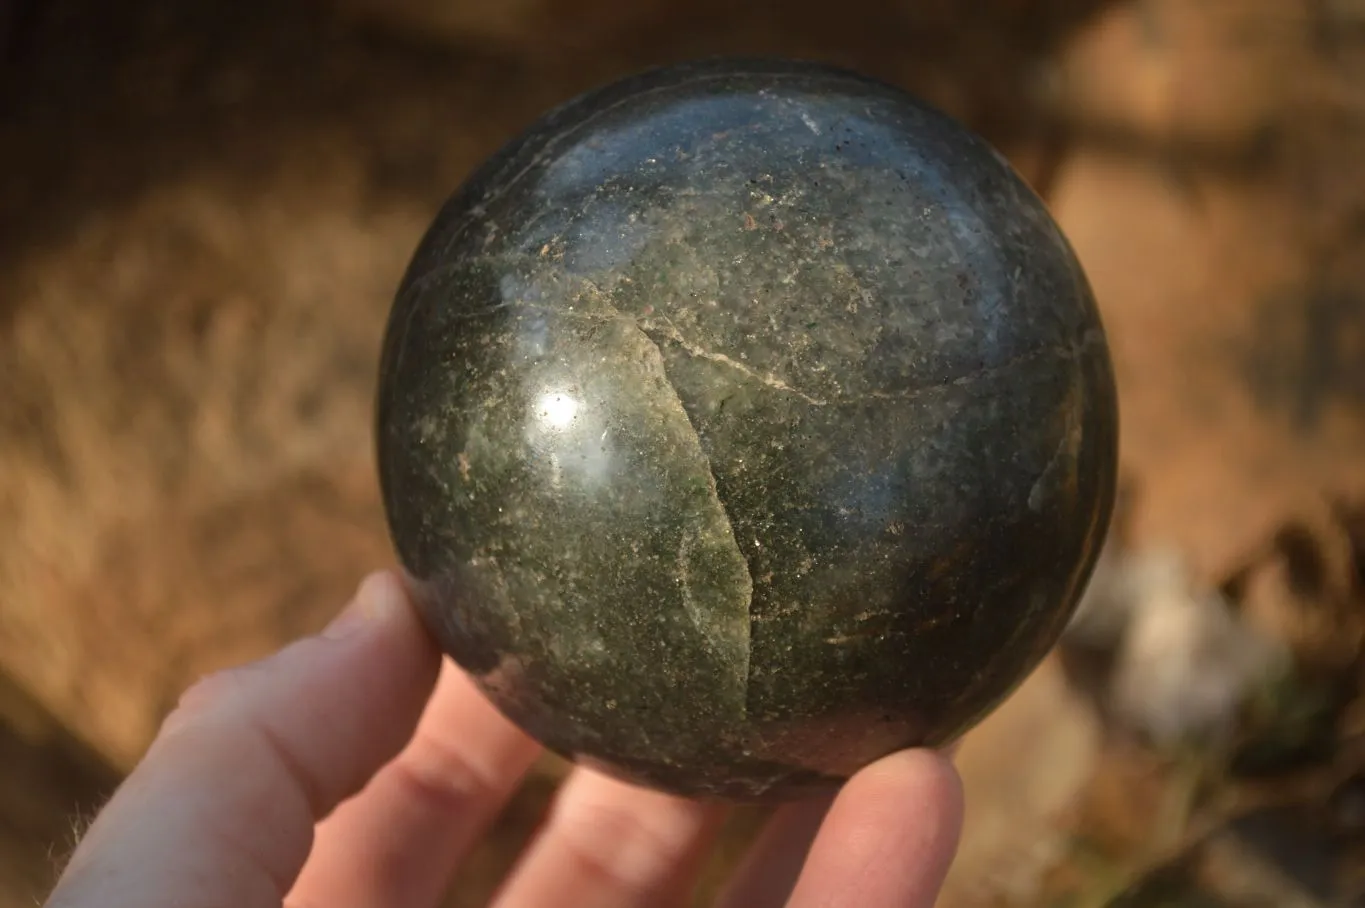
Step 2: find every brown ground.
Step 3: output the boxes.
[2,0,1364,905]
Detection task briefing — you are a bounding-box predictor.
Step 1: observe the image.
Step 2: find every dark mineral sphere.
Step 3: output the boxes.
[375,58,1119,801]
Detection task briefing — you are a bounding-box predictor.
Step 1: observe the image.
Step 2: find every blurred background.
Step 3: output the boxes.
[2,0,1365,904]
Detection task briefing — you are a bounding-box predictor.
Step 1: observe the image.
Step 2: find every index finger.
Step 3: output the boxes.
[47,572,441,908]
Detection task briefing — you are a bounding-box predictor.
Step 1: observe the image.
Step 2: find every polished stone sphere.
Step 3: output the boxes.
[376,58,1118,800]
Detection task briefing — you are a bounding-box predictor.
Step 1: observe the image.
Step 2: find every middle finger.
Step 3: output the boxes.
[491,766,729,908]
[288,659,543,908]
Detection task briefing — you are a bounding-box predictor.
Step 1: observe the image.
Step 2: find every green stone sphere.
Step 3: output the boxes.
[375,58,1119,801]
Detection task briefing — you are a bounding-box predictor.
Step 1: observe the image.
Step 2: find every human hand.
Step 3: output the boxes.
[46,571,963,908]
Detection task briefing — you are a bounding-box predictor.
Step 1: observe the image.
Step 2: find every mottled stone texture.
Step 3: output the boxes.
[376,58,1119,800]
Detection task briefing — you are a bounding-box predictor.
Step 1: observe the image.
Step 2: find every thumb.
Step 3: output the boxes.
[47,571,442,908]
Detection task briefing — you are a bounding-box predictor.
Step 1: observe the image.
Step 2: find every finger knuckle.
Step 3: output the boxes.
[549,794,689,895]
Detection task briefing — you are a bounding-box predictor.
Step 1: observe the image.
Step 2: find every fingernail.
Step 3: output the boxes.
[322,571,402,639]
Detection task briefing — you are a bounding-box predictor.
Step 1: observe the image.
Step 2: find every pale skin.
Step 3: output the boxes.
[46,571,963,908]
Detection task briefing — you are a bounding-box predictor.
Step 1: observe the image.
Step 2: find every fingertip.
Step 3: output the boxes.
[355,568,410,619]
[843,748,965,860]
[851,747,965,854]
[852,747,964,816]
[787,749,964,908]
[323,569,423,638]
